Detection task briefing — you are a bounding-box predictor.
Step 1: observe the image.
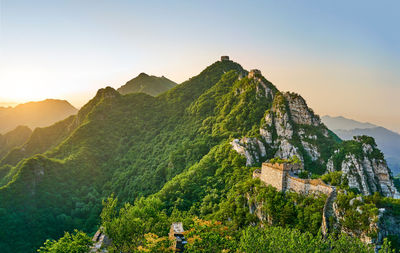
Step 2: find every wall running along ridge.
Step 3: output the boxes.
[253,163,336,236]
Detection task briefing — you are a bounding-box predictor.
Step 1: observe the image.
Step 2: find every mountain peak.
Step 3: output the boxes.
[137,72,150,78]
[118,73,176,96]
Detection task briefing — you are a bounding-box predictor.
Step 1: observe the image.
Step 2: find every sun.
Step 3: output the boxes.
[0,66,61,104]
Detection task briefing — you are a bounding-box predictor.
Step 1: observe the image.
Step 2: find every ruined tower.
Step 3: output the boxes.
[220,56,230,61]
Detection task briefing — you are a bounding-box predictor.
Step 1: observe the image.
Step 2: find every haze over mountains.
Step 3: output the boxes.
[0,99,78,134]
[322,115,400,175]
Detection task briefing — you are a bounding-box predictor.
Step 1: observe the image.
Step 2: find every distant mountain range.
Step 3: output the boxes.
[322,115,400,175]
[321,115,377,130]
[117,72,177,96]
[0,99,78,134]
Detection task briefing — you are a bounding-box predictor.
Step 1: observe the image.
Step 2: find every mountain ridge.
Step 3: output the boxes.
[117,72,177,96]
[322,115,400,175]
[0,58,398,252]
[0,99,78,134]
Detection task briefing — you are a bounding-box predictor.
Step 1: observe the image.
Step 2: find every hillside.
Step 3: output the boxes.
[0,58,398,252]
[0,99,78,134]
[322,116,400,175]
[117,73,177,96]
[0,126,32,160]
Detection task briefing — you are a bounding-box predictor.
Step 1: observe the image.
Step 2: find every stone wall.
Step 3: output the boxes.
[286,176,333,195]
[259,165,285,191]
[256,163,332,195]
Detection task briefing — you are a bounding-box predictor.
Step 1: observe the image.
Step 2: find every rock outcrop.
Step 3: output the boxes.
[230,72,398,202]
[231,74,328,167]
[328,136,399,199]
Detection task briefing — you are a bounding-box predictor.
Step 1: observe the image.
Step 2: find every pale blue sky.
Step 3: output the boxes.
[1,0,399,132]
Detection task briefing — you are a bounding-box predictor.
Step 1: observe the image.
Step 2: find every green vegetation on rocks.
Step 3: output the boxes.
[0,59,397,252]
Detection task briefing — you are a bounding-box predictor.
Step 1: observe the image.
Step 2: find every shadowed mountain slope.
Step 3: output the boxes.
[0,99,78,134]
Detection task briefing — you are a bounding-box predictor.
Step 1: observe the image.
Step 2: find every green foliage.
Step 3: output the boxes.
[329,135,385,172]
[0,125,32,160]
[100,196,169,252]
[184,218,237,252]
[37,230,91,253]
[269,155,301,165]
[214,178,325,234]
[0,59,395,252]
[336,192,379,237]
[239,226,374,253]
[321,171,348,189]
[117,72,177,96]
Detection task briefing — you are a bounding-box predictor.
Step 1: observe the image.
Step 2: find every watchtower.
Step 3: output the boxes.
[253,163,301,191]
[221,56,230,61]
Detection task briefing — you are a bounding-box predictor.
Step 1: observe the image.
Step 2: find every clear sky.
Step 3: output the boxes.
[1,0,399,132]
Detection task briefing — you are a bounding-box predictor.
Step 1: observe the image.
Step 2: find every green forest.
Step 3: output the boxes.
[0,60,399,252]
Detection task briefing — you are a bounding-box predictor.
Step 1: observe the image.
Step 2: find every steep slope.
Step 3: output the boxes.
[322,116,400,175]
[0,99,78,134]
[117,73,176,96]
[0,59,245,252]
[334,127,400,176]
[0,126,32,159]
[0,58,396,252]
[326,136,399,198]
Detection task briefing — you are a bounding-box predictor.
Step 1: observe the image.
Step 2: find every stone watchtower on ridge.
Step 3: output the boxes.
[220,56,230,61]
[253,163,301,191]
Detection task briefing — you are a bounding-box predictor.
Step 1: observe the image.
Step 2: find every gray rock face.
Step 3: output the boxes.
[232,80,331,166]
[272,104,293,139]
[283,93,320,126]
[301,141,320,161]
[326,158,335,172]
[337,145,400,198]
[275,139,301,161]
[231,137,266,166]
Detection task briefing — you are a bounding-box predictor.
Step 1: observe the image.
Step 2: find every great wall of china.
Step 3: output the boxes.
[253,162,336,236]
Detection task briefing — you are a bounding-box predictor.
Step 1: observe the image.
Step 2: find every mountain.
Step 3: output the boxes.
[0,126,32,160]
[117,72,177,96]
[322,116,400,175]
[321,115,377,130]
[0,99,78,134]
[0,58,398,252]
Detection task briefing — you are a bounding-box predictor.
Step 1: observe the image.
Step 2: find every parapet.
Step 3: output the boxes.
[221,56,230,61]
[263,162,301,172]
[248,69,261,78]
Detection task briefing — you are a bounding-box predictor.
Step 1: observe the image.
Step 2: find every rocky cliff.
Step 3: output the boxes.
[230,73,398,200]
[327,136,399,199]
[230,73,336,172]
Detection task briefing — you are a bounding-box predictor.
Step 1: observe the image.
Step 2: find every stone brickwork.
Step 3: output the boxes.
[254,162,336,237]
[286,177,333,195]
[254,163,332,195]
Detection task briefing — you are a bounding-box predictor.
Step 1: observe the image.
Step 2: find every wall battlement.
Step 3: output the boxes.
[253,162,336,236]
[253,162,332,195]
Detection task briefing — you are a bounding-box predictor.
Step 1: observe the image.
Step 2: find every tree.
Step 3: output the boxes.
[37,230,92,253]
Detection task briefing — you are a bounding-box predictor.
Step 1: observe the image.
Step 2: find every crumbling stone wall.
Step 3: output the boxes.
[286,176,332,195]
[255,163,332,195]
